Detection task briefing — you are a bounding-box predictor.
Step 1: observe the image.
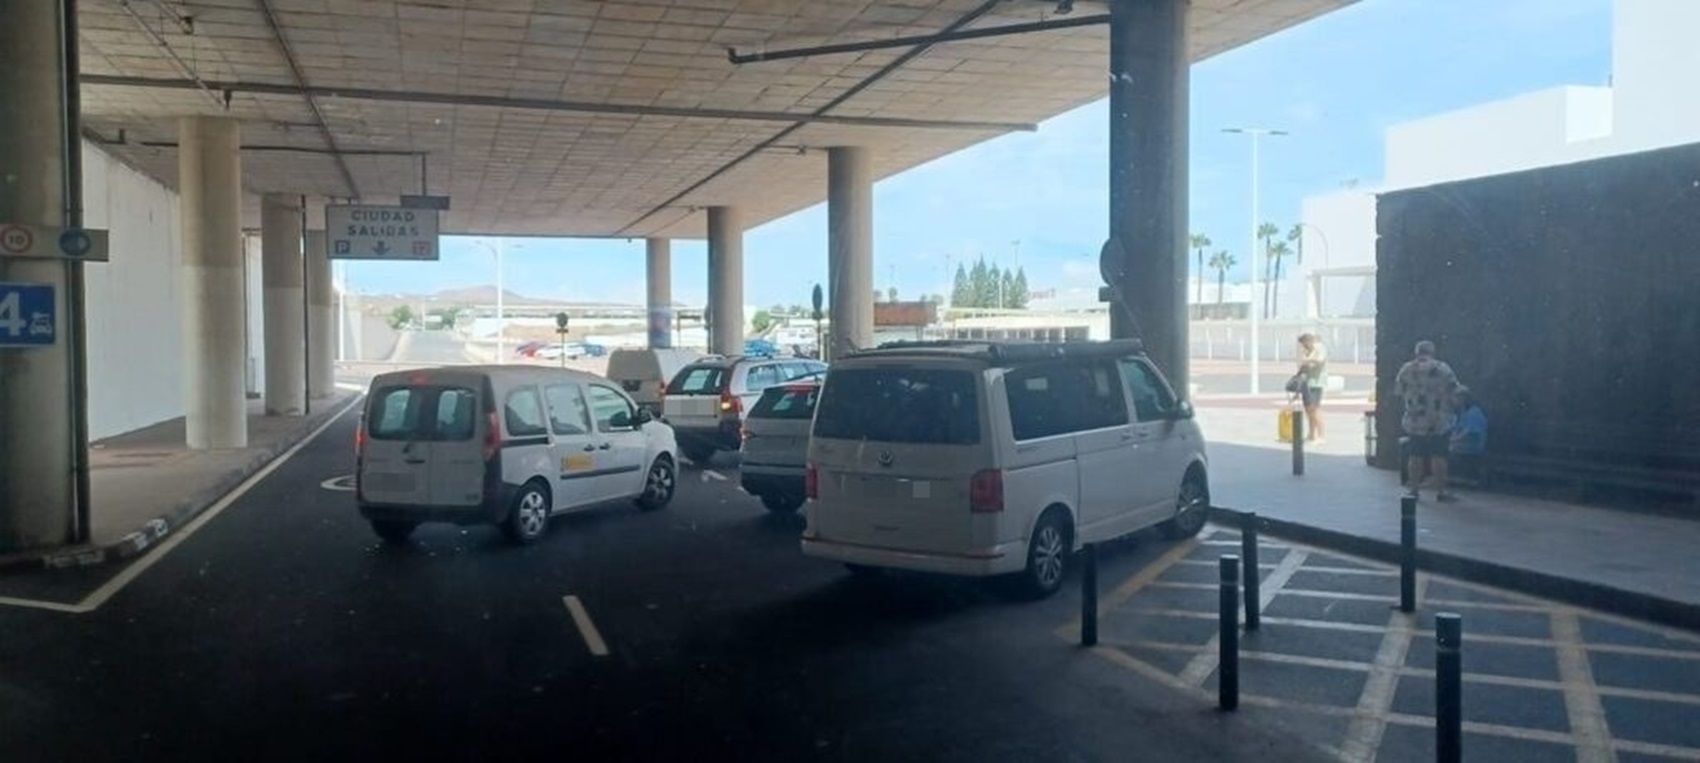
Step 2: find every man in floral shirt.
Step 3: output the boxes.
[1395,340,1460,502]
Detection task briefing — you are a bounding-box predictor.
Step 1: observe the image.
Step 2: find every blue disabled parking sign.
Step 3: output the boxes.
[0,282,55,347]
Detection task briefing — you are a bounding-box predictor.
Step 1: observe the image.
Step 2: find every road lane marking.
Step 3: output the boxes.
[562,595,610,657]
[704,469,727,482]
[0,595,87,614]
[1551,610,1617,763]
[25,395,362,614]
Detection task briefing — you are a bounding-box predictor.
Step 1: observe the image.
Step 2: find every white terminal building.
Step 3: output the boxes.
[1291,0,1700,319]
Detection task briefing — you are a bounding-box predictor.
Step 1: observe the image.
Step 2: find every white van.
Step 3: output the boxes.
[606,348,703,414]
[356,365,679,544]
[801,340,1209,598]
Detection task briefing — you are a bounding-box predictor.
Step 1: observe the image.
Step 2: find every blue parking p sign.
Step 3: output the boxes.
[0,282,55,347]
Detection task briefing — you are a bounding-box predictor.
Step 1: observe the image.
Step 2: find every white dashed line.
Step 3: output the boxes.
[562,595,610,657]
[704,469,728,482]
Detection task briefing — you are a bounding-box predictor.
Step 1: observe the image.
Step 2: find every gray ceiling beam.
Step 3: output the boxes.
[78,75,1039,133]
[728,14,1111,64]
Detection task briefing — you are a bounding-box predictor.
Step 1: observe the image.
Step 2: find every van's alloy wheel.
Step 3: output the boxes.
[637,457,675,510]
[1161,476,1209,539]
[504,484,549,543]
[1012,512,1069,599]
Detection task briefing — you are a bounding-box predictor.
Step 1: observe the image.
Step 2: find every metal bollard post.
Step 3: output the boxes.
[1219,555,1240,711]
[1436,613,1463,763]
[1081,543,1098,647]
[1241,514,1260,631]
[1400,496,1417,613]
[1291,409,1305,475]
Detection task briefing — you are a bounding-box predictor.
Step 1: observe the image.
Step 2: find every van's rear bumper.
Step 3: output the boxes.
[800,535,1026,576]
[740,463,804,496]
[671,422,740,451]
[358,486,510,526]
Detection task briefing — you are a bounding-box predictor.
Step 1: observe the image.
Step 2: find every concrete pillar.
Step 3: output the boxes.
[179,117,247,449]
[1107,0,1190,393]
[0,0,75,549]
[261,195,305,415]
[305,229,334,398]
[706,207,744,355]
[645,238,672,349]
[827,146,874,360]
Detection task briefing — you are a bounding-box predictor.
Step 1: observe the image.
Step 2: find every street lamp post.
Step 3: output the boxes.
[475,238,508,361]
[1223,126,1287,395]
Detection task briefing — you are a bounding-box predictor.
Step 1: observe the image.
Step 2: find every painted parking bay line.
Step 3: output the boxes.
[562,595,611,657]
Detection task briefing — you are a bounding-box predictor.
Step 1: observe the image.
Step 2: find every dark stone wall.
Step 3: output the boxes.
[1375,141,1700,481]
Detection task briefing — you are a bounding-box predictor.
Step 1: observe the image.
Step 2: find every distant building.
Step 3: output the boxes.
[1289,0,1700,319]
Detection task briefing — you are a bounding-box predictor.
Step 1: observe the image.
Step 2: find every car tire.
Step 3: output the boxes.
[681,442,716,466]
[502,481,551,544]
[760,494,804,514]
[1159,472,1210,540]
[370,520,416,544]
[635,456,676,511]
[1012,510,1071,600]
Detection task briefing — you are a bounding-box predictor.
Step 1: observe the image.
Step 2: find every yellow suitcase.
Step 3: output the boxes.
[1277,407,1299,443]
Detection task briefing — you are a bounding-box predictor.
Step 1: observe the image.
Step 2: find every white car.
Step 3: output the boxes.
[607,347,703,414]
[739,379,820,514]
[535,342,586,360]
[801,340,1209,598]
[357,365,678,544]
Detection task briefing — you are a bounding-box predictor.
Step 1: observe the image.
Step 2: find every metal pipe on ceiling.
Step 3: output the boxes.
[616,0,1011,237]
[253,0,360,199]
[77,74,1038,133]
[727,13,1111,64]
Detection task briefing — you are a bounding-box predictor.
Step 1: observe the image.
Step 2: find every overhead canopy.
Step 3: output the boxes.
[77,0,1350,238]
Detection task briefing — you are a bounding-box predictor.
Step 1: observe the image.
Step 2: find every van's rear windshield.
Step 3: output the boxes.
[667,365,727,395]
[750,385,819,420]
[813,368,979,445]
[368,385,479,441]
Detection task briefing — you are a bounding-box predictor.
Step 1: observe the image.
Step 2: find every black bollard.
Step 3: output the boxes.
[1400,496,1417,613]
[1241,513,1261,631]
[1291,409,1305,475]
[1081,543,1098,647]
[1219,555,1240,711]
[1436,613,1463,763]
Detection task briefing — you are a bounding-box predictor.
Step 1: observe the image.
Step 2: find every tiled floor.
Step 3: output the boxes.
[1064,527,1700,761]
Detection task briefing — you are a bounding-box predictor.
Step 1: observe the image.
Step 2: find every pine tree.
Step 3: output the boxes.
[1012,267,1030,309]
[951,263,969,306]
[999,269,1015,309]
[969,258,990,308]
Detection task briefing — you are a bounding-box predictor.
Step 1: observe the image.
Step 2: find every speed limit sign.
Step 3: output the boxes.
[0,225,34,255]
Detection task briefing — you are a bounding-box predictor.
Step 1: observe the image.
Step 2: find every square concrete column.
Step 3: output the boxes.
[261,194,305,415]
[179,116,248,449]
[305,229,335,399]
[1106,0,1190,393]
[0,0,76,549]
[645,238,672,349]
[827,146,874,360]
[706,207,744,355]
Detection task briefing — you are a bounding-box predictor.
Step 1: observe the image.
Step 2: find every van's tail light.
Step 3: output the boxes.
[805,463,819,500]
[354,422,367,457]
[482,411,501,461]
[969,469,1004,513]
[719,390,740,414]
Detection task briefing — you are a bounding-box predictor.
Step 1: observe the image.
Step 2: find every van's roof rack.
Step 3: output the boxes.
[853,339,1145,363]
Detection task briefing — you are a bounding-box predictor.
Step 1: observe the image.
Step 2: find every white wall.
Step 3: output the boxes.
[1611,0,1700,152]
[1293,190,1377,317]
[80,142,186,440]
[1383,86,1614,189]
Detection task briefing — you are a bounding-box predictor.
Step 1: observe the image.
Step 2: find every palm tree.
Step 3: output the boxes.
[1189,233,1211,306]
[1268,240,1293,318]
[1256,222,1280,318]
[1286,224,1304,266]
[1208,250,1236,306]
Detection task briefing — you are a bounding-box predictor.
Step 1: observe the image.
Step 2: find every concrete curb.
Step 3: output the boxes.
[1208,505,1700,632]
[0,395,362,576]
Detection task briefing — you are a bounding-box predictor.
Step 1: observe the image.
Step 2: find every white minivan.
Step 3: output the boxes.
[606,348,703,414]
[357,366,679,544]
[801,340,1209,598]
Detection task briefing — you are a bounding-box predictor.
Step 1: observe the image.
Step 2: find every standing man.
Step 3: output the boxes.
[1297,333,1327,443]
[1395,340,1460,502]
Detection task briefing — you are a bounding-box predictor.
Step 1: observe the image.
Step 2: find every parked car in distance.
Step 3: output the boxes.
[582,342,608,358]
[514,340,545,357]
[801,340,1209,599]
[356,365,679,544]
[607,348,703,415]
[663,355,826,464]
[535,342,586,360]
[740,380,820,513]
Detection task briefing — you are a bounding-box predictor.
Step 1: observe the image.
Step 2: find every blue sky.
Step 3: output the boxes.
[346,0,1612,307]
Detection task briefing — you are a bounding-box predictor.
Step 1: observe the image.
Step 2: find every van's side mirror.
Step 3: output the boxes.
[610,410,633,430]
[636,407,655,425]
[1174,400,1195,420]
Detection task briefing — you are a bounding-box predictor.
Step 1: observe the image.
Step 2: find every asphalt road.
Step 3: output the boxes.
[0,408,1331,762]
[394,329,476,364]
